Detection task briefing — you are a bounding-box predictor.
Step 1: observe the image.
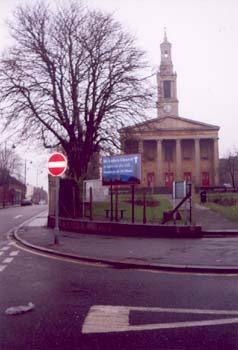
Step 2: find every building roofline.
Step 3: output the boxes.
[119,115,220,133]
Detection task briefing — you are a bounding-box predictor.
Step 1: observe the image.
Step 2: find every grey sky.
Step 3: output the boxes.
[0,0,237,188]
[89,0,238,157]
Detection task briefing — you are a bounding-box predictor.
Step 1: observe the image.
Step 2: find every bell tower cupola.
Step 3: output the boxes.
[157,29,179,117]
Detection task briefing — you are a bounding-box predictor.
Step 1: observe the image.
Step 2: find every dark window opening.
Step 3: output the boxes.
[124,140,138,154]
[164,80,171,98]
[144,140,156,161]
[200,141,211,160]
[182,141,193,160]
[164,143,173,161]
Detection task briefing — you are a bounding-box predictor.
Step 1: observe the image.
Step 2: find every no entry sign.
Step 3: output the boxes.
[48,152,67,177]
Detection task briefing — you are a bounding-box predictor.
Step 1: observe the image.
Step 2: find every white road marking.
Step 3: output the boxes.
[10,251,19,257]
[82,305,238,334]
[0,252,3,256]
[0,265,7,272]
[1,247,10,251]
[13,215,23,219]
[3,257,14,264]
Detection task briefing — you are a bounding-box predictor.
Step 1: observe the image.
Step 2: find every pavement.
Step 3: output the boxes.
[12,203,238,274]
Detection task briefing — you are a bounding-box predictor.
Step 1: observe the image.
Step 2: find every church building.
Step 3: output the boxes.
[120,32,220,188]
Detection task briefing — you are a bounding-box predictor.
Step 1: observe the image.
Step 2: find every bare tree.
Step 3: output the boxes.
[0,2,153,181]
[219,148,238,188]
[0,144,23,206]
[0,145,22,181]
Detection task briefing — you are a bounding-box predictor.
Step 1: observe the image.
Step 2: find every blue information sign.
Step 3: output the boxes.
[102,154,141,186]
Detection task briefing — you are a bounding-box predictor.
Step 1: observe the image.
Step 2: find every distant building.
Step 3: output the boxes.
[26,185,34,199]
[120,31,220,188]
[0,171,25,206]
[26,184,48,204]
[32,186,48,204]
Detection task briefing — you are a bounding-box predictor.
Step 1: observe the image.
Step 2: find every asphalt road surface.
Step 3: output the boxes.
[1,206,238,349]
[0,204,47,238]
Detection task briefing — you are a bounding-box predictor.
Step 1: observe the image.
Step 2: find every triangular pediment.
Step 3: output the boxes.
[120,116,219,133]
[155,116,219,130]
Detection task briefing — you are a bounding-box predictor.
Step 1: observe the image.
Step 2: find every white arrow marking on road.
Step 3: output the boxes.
[10,251,19,257]
[3,257,14,264]
[13,215,23,220]
[1,247,10,251]
[82,305,238,334]
[0,265,6,272]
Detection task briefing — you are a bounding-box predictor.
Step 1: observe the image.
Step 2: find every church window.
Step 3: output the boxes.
[144,140,156,161]
[164,142,173,161]
[163,80,171,98]
[200,140,211,160]
[201,147,208,160]
[124,140,138,154]
[182,140,193,160]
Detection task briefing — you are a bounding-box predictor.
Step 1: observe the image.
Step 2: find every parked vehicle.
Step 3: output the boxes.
[21,199,32,206]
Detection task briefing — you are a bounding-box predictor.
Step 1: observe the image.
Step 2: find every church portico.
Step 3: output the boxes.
[124,134,219,187]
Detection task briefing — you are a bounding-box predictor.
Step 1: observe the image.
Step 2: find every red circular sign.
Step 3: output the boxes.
[48,153,67,177]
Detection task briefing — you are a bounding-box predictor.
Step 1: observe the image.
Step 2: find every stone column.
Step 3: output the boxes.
[138,140,143,155]
[157,140,163,186]
[194,138,200,186]
[138,140,143,185]
[213,138,219,185]
[176,139,182,180]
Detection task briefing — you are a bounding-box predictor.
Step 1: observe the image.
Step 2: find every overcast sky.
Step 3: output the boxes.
[0,0,237,188]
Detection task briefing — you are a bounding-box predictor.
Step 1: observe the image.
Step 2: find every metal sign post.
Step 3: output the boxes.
[131,185,135,223]
[48,152,67,244]
[110,182,113,222]
[54,177,60,244]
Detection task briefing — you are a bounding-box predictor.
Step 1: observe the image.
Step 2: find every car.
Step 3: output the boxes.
[223,183,232,188]
[21,198,32,206]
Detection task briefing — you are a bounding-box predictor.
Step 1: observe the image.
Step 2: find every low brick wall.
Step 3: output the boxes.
[48,216,202,238]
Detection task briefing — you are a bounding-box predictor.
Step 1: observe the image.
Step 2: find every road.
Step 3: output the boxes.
[0,204,47,238]
[1,206,238,349]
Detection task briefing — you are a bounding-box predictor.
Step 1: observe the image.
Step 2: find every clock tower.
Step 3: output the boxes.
[157,30,179,117]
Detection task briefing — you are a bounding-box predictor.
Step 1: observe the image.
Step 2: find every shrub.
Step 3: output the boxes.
[211,196,237,206]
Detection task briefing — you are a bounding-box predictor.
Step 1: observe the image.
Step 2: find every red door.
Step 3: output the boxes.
[147,172,155,188]
[165,172,174,187]
[202,172,210,186]
[184,172,192,182]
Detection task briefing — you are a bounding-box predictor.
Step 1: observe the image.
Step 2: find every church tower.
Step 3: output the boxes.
[157,30,179,117]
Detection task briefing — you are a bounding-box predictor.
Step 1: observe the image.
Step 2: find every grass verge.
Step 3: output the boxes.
[91,194,172,223]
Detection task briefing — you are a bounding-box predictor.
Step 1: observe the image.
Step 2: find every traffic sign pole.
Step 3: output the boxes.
[48,152,68,244]
[54,177,60,243]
